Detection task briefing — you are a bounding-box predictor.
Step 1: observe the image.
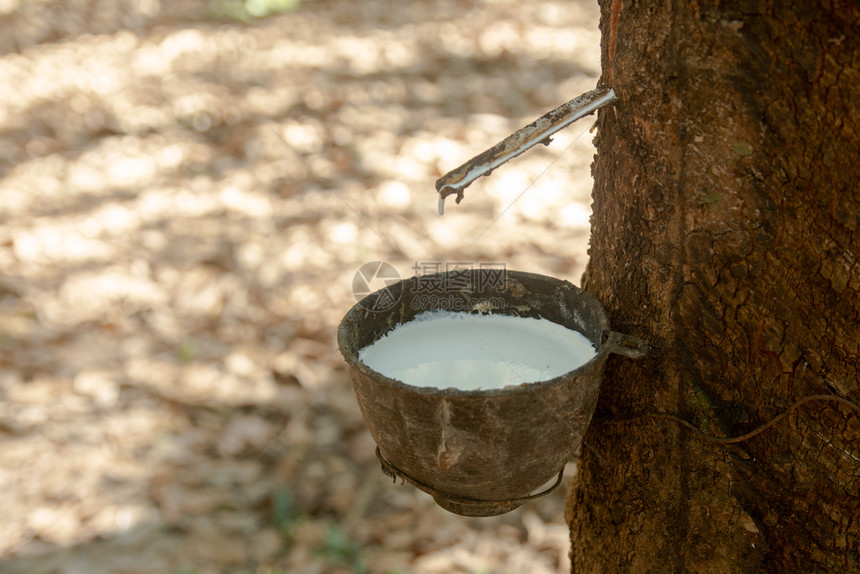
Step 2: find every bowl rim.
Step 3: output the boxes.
[337,269,616,397]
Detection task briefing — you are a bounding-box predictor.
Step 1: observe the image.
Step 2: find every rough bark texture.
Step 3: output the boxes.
[566,1,860,572]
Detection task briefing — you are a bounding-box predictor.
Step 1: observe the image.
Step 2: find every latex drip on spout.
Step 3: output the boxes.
[435,87,617,215]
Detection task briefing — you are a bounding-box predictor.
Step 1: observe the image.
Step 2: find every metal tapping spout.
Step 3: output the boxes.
[435,87,617,215]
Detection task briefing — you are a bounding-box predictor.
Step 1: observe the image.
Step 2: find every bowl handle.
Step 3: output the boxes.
[606,331,650,358]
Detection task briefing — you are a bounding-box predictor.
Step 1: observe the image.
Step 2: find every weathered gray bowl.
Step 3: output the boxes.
[337,269,647,516]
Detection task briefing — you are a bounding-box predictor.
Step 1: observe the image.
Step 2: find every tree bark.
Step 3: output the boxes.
[566,1,860,572]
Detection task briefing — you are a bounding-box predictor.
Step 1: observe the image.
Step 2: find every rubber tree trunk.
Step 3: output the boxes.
[566,1,860,572]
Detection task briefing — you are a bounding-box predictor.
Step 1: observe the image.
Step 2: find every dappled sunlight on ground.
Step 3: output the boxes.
[0,0,600,572]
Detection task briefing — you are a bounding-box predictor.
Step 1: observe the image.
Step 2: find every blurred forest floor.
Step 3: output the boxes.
[0,0,601,572]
